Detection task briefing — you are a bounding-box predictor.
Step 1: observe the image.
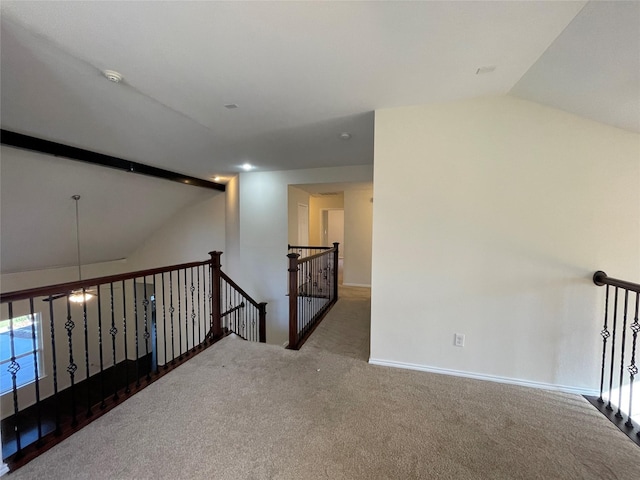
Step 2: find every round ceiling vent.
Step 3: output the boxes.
[102,70,123,83]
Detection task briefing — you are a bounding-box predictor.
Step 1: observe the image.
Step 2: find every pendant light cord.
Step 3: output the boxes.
[72,195,82,281]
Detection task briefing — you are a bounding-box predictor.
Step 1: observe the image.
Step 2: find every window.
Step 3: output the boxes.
[0,313,44,394]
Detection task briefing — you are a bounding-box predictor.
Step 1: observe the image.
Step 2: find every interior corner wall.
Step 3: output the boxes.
[287,186,311,246]
[371,96,640,393]
[239,165,374,346]
[126,193,226,270]
[225,175,241,279]
[343,187,373,286]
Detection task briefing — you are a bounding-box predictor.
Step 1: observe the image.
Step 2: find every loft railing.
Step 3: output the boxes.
[590,271,640,443]
[287,244,332,258]
[287,243,339,350]
[0,250,265,471]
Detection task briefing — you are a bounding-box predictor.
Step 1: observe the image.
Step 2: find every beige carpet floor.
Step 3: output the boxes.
[8,287,640,479]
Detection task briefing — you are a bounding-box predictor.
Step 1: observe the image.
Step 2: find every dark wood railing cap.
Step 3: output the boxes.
[593,271,640,292]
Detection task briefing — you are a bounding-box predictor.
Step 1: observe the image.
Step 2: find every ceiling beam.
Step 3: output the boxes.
[0,129,225,192]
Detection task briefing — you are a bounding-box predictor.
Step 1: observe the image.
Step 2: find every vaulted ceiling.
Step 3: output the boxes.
[1,1,638,274]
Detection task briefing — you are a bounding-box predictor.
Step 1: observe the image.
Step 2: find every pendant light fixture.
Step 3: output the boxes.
[68,194,94,303]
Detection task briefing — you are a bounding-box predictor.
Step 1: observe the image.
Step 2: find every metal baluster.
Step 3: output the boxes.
[122,280,130,394]
[177,270,183,359]
[65,297,78,427]
[143,275,151,381]
[29,298,43,445]
[626,292,639,428]
[82,288,92,418]
[49,296,61,434]
[7,302,22,455]
[182,269,187,353]
[208,262,213,340]
[598,285,611,403]
[133,278,140,387]
[162,272,168,369]
[616,290,630,418]
[190,268,196,352]
[97,285,106,409]
[607,287,619,410]
[153,274,159,374]
[109,283,119,400]
[170,272,176,364]
[197,266,202,348]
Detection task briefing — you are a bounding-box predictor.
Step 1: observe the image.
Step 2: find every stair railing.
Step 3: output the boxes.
[287,243,339,350]
[0,250,265,471]
[591,271,640,440]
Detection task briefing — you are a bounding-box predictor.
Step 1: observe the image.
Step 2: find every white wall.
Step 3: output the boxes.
[126,193,226,270]
[343,186,373,286]
[237,165,374,345]
[371,96,640,394]
[309,194,344,245]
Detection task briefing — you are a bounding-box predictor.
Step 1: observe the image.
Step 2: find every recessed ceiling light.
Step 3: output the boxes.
[225,104,239,109]
[213,176,221,182]
[476,65,497,75]
[339,132,352,140]
[102,69,123,83]
[241,163,253,171]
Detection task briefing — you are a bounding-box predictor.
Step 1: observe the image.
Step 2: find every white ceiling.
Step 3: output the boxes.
[1,1,638,275]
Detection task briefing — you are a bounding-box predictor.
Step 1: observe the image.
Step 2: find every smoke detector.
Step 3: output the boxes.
[102,70,123,83]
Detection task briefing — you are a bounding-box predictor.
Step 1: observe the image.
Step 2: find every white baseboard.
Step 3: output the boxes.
[0,463,9,477]
[342,283,371,288]
[368,358,598,397]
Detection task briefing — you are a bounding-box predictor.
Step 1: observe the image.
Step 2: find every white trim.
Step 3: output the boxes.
[0,462,9,477]
[368,358,598,396]
[342,283,371,288]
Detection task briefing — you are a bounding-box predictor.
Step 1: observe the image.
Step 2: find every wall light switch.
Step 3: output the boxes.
[454,333,465,347]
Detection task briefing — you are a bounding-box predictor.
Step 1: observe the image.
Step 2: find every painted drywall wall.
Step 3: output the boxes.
[309,194,344,245]
[343,186,373,286]
[126,193,225,270]
[287,186,310,246]
[237,165,374,345]
[371,96,640,393]
[225,175,241,278]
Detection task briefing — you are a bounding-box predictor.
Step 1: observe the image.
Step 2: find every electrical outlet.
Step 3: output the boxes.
[454,333,465,347]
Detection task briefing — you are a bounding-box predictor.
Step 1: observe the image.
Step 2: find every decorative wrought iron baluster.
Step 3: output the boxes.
[598,285,611,403]
[65,297,78,427]
[626,292,640,428]
[170,272,176,364]
[29,298,43,445]
[190,268,196,352]
[81,288,92,418]
[616,290,630,418]
[142,276,151,381]
[109,283,119,400]
[49,296,61,434]
[607,287,620,410]
[208,262,213,338]
[97,285,106,409]
[197,266,202,348]
[177,271,183,359]
[7,302,22,455]
[184,269,190,354]
[122,280,130,394]
[162,272,168,369]
[133,279,140,387]
[153,274,160,374]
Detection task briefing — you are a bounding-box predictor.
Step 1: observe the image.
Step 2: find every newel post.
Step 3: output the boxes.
[209,251,222,339]
[332,242,340,301]
[258,302,267,343]
[287,253,300,349]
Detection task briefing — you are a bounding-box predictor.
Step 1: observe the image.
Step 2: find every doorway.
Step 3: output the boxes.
[297,203,309,245]
[321,209,344,259]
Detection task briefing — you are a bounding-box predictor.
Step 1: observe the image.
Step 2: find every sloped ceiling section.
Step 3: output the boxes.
[0,146,217,274]
[512,1,640,132]
[0,1,586,177]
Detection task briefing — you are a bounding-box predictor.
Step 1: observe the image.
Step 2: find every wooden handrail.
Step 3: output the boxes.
[287,244,332,250]
[593,271,640,293]
[220,271,262,309]
[1,259,213,303]
[295,246,337,265]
